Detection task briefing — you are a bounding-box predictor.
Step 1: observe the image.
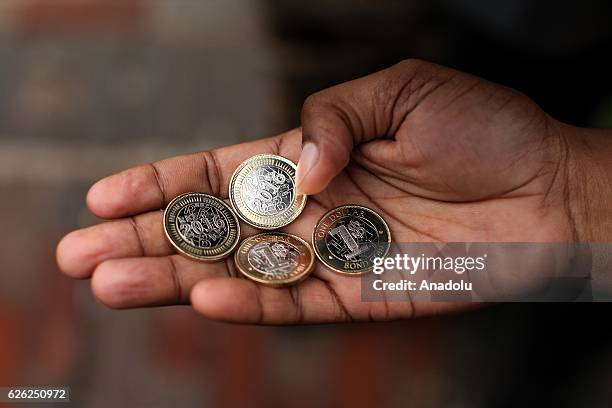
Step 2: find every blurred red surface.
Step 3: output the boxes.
[17,0,146,33]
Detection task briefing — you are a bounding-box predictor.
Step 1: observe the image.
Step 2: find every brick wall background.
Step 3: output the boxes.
[1,1,612,407]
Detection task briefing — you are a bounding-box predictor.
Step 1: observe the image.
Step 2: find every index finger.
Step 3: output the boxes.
[87,129,301,219]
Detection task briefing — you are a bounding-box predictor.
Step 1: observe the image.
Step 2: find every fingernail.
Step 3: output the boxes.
[296,142,318,195]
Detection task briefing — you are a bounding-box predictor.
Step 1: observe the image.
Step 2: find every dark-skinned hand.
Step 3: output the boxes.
[57,60,612,323]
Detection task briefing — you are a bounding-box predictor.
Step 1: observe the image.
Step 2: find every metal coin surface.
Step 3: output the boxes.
[229,154,306,229]
[313,205,391,275]
[234,232,314,287]
[164,192,240,261]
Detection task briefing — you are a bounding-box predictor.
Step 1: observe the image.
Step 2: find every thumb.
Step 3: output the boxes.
[295,59,445,195]
[295,93,357,195]
[295,75,384,195]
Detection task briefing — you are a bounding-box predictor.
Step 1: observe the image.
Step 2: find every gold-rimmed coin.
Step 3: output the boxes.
[229,154,306,229]
[234,232,314,287]
[164,192,240,261]
[313,205,391,275]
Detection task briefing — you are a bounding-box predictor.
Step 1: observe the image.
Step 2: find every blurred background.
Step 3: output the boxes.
[1,0,612,407]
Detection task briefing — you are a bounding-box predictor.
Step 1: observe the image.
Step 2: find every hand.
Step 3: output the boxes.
[57,59,593,324]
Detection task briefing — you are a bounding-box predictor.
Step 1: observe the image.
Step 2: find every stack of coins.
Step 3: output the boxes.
[163,153,391,287]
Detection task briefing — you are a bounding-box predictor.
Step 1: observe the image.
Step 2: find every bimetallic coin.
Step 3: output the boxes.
[164,192,240,261]
[235,232,314,287]
[229,154,306,229]
[313,205,391,275]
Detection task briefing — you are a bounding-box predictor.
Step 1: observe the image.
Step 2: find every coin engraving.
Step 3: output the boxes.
[247,241,300,276]
[235,232,314,286]
[177,203,228,247]
[242,165,294,216]
[164,193,240,261]
[313,205,391,275]
[327,217,379,262]
[229,154,306,229]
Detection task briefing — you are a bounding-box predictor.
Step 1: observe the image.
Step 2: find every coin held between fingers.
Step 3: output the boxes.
[229,154,307,229]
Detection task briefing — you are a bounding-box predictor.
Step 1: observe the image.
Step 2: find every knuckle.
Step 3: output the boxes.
[393,58,447,83]
[301,91,340,142]
[302,91,329,115]
[395,58,428,72]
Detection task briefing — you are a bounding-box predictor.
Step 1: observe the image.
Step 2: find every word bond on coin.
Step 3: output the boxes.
[234,232,314,287]
[164,192,240,261]
[313,205,391,275]
[229,154,306,229]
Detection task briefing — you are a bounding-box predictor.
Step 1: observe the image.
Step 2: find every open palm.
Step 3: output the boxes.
[57,60,573,323]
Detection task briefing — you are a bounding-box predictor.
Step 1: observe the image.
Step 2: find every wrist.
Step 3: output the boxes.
[564,124,612,241]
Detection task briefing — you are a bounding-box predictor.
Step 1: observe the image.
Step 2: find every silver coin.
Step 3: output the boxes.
[313,205,391,274]
[247,241,301,276]
[234,232,314,287]
[229,154,306,229]
[164,192,240,261]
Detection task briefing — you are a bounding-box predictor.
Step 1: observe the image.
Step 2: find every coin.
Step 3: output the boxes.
[229,154,306,229]
[164,192,240,261]
[313,205,391,275]
[234,232,314,287]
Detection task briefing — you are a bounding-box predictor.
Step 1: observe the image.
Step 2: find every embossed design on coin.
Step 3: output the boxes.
[242,165,294,216]
[248,241,300,275]
[177,203,228,247]
[164,192,240,261]
[229,154,306,229]
[235,232,314,287]
[313,205,391,275]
